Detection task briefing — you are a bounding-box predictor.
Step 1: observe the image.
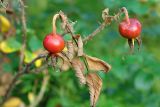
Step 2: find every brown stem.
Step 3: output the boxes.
[19,0,27,70]
[52,14,60,35]
[121,7,130,24]
[83,7,125,43]
[0,54,47,105]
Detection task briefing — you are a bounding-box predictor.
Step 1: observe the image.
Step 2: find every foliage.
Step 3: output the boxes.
[0,0,160,107]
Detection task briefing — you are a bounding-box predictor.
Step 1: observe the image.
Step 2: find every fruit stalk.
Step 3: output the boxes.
[121,7,130,25]
[52,14,60,35]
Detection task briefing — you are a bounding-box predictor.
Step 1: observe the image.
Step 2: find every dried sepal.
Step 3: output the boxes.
[72,57,86,85]
[83,54,111,73]
[135,36,142,51]
[128,38,134,53]
[86,73,102,107]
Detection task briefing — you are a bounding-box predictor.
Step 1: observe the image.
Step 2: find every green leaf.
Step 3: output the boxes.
[0,38,21,53]
[29,36,41,51]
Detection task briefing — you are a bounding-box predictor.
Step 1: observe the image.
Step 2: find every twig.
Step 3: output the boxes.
[29,70,49,107]
[0,54,47,105]
[19,0,27,70]
[83,7,126,43]
[83,22,107,43]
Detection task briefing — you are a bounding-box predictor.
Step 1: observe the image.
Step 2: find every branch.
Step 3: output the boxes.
[29,71,49,107]
[19,0,27,70]
[0,54,47,105]
[83,7,126,43]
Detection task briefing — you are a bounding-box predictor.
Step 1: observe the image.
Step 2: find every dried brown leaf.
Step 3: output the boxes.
[72,58,86,85]
[76,34,83,56]
[86,73,102,107]
[56,53,71,71]
[83,54,111,73]
[66,41,75,61]
[57,58,70,71]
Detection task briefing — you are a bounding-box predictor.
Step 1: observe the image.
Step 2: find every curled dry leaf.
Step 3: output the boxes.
[86,73,102,107]
[76,34,83,56]
[83,54,111,73]
[72,58,86,85]
[102,8,109,20]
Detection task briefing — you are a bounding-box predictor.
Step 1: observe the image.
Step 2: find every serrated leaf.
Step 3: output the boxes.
[66,41,75,61]
[72,57,86,85]
[86,73,102,107]
[83,54,111,73]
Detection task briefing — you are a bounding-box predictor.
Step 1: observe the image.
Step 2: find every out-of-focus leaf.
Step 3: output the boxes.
[28,92,35,104]
[24,50,36,63]
[24,50,42,67]
[35,59,42,67]
[0,38,21,53]
[0,15,11,33]
[28,36,41,51]
[2,97,24,107]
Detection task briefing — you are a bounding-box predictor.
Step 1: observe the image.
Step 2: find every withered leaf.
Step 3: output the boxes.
[56,53,71,71]
[72,58,86,85]
[76,34,83,56]
[66,41,75,61]
[83,54,111,73]
[57,57,70,71]
[86,73,102,107]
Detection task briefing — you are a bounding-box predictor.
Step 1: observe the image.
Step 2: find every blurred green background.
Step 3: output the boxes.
[0,0,160,107]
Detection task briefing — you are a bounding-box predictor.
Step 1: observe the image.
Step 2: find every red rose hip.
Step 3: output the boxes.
[43,33,65,54]
[119,18,141,39]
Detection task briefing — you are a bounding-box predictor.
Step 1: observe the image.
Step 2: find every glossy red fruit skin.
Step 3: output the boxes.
[119,18,141,39]
[43,33,65,54]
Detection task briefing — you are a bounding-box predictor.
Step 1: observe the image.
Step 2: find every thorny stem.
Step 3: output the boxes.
[52,14,59,35]
[121,7,130,24]
[83,22,106,43]
[83,7,129,43]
